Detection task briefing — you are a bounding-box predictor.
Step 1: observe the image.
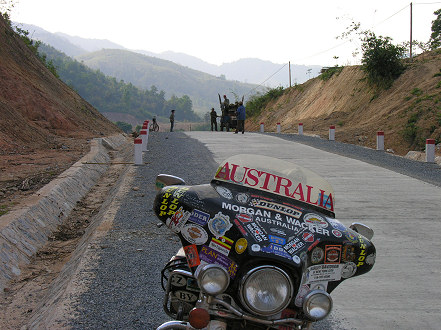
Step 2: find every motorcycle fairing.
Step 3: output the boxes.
[153,155,375,299]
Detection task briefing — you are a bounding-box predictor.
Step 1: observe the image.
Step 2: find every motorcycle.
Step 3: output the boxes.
[153,154,375,329]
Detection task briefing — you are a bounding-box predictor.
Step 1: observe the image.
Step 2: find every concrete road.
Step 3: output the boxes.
[186,131,441,330]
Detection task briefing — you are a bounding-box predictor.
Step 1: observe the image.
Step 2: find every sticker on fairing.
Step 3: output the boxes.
[208,212,232,238]
[181,224,208,245]
[166,206,190,233]
[305,264,343,283]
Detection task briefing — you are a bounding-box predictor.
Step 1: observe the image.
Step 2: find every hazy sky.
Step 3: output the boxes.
[9,0,441,66]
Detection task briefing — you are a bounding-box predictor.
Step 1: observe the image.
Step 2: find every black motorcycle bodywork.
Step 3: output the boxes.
[154,154,375,329]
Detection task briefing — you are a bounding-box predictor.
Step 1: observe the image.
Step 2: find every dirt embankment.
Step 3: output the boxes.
[0,15,120,209]
[247,51,441,156]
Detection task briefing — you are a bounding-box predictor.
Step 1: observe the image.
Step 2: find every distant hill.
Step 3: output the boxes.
[76,49,261,114]
[142,51,322,86]
[13,23,88,57]
[55,32,126,53]
[16,23,322,88]
[38,44,199,122]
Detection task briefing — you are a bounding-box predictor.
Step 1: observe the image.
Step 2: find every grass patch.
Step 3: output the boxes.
[319,66,344,81]
[411,88,423,96]
[0,205,9,216]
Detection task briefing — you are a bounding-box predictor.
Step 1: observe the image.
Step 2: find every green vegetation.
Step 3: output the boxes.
[401,82,441,148]
[319,66,344,81]
[115,121,132,133]
[411,88,423,96]
[246,87,285,117]
[0,205,8,216]
[76,49,259,114]
[430,9,441,49]
[339,22,406,89]
[360,31,406,89]
[38,44,200,122]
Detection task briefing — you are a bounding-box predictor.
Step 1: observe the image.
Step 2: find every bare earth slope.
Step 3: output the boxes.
[0,15,120,207]
[248,51,441,156]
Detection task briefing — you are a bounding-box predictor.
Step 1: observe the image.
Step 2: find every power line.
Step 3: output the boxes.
[373,4,409,27]
[246,62,288,96]
[246,2,441,98]
[414,2,441,4]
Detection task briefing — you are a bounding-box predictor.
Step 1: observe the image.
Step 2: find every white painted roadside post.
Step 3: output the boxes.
[143,120,150,149]
[298,123,303,135]
[329,125,335,141]
[277,123,281,133]
[134,138,143,165]
[376,131,385,151]
[260,122,264,133]
[140,129,147,152]
[426,139,436,162]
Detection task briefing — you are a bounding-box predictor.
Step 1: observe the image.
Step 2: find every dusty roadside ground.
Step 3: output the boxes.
[0,138,132,329]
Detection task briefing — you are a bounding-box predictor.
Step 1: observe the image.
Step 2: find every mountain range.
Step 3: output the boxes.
[17,23,322,87]
[15,23,322,115]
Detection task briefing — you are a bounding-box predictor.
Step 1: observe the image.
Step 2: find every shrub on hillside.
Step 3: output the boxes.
[246,86,285,117]
[361,31,406,89]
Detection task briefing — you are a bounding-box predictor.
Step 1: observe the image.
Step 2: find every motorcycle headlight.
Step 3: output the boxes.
[197,264,230,295]
[240,265,293,316]
[302,290,333,321]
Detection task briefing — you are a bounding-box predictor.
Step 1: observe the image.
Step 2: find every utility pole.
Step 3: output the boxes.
[409,2,412,60]
[289,61,292,88]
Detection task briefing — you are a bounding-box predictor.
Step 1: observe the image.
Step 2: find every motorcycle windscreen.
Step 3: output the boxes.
[213,154,335,215]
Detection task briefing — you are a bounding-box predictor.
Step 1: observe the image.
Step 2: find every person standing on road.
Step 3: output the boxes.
[169,110,175,132]
[221,95,230,132]
[223,95,230,109]
[210,108,218,131]
[235,102,246,134]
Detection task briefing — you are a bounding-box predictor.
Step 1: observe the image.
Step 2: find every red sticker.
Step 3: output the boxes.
[325,245,341,264]
[183,244,200,268]
[302,232,314,242]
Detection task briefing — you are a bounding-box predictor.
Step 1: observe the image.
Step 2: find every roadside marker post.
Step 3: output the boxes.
[329,125,335,141]
[144,120,150,148]
[298,123,303,135]
[134,138,143,165]
[260,122,264,133]
[377,131,385,151]
[426,139,436,162]
[277,123,281,133]
[140,129,147,152]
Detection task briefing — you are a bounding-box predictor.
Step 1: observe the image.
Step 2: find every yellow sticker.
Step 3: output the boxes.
[235,238,248,254]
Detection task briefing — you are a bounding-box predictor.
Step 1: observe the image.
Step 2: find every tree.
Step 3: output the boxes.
[430,8,441,50]
[360,31,406,88]
[339,22,405,88]
[115,121,132,133]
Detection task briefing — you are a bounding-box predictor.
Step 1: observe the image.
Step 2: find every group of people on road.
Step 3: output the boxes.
[161,93,246,133]
[210,94,246,134]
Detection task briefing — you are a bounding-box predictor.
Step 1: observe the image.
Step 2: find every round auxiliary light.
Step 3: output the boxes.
[189,307,210,329]
[240,265,293,316]
[197,264,230,296]
[302,290,333,321]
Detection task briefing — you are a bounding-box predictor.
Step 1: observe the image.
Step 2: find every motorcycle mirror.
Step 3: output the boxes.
[155,174,186,191]
[349,222,374,240]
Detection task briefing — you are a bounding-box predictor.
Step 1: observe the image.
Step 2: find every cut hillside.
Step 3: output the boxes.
[248,51,441,156]
[0,15,120,207]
